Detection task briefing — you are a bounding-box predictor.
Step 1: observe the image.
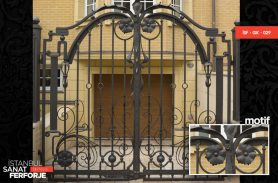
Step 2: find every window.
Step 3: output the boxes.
[141,0,154,11]
[113,0,131,12]
[85,0,96,16]
[40,66,63,91]
[113,0,154,12]
[171,0,182,16]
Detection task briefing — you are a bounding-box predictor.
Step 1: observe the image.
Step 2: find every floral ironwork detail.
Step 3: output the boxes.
[57,150,74,167]
[236,144,256,165]
[141,18,156,33]
[119,18,134,33]
[205,145,226,166]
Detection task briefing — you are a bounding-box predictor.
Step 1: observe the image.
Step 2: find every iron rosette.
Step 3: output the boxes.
[190,141,226,174]
[205,144,226,166]
[236,144,256,165]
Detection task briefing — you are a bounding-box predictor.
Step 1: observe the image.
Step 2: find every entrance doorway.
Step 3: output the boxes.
[94,74,172,138]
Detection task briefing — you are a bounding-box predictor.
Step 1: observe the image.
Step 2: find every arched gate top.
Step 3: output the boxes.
[52,1,218,65]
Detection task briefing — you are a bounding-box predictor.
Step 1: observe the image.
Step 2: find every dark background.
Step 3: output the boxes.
[0,0,277,182]
[0,0,32,182]
[240,0,278,182]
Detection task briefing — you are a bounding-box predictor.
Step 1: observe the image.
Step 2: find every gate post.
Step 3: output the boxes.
[232,20,240,122]
[132,0,142,176]
[33,17,41,123]
[215,56,223,124]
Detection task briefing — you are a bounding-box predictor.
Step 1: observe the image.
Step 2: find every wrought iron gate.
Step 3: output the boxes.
[37,0,238,181]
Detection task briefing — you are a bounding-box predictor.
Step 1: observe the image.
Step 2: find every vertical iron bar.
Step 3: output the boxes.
[159,19,164,150]
[215,56,223,124]
[132,11,142,176]
[159,19,164,178]
[225,133,235,174]
[123,39,127,158]
[99,22,103,175]
[235,35,240,122]
[232,27,236,121]
[206,64,210,124]
[159,19,163,178]
[171,21,175,176]
[194,44,198,124]
[87,31,91,177]
[75,44,80,179]
[196,143,200,174]
[212,0,216,28]
[232,21,240,122]
[262,144,266,174]
[50,54,58,130]
[63,61,67,180]
[111,18,115,169]
[183,31,187,177]
[147,39,151,177]
[33,17,41,123]
[227,40,232,124]
[41,39,48,166]
[206,42,211,125]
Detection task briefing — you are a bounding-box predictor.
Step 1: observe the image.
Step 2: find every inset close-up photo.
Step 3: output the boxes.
[189,124,269,175]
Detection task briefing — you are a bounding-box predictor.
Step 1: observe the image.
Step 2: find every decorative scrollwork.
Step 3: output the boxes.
[75,141,98,168]
[197,110,216,124]
[176,140,189,167]
[119,142,133,156]
[173,107,183,125]
[189,99,200,123]
[205,145,226,166]
[236,144,256,165]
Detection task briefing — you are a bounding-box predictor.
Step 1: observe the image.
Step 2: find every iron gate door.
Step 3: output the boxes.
[40,0,234,181]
